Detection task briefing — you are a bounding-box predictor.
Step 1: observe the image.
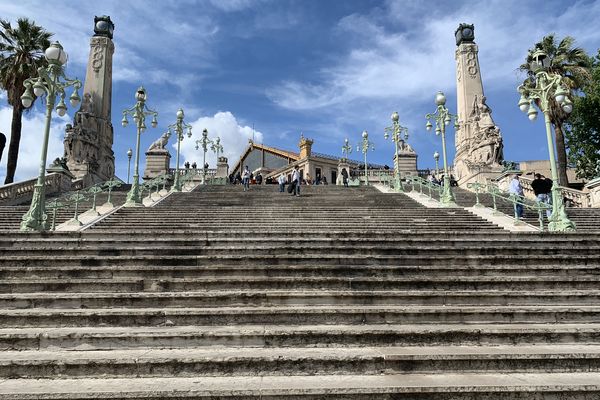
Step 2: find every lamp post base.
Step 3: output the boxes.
[440,178,457,207]
[20,183,48,232]
[124,178,144,207]
[548,191,576,232]
[394,177,404,192]
[171,173,182,192]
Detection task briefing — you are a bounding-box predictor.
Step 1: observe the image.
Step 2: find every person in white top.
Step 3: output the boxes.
[278,174,286,192]
[291,166,300,197]
[242,166,251,191]
[508,174,524,218]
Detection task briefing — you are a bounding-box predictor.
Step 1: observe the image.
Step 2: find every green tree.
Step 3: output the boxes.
[0,18,52,184]
[520,34,591,186]
[565,50,600,180]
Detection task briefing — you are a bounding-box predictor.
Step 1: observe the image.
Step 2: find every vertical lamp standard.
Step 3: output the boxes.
[356,130,375,186]
[433,151,440,175]
[341,138,353,160]
[210,137,224,161]
[121,87,158,206]
[126,148,133,184]
[20,42,82,231]
[517,48,575,231]
[195,128,214,184]
[425,91,459,206]
[384,112,409,192]
[167,108,193,192]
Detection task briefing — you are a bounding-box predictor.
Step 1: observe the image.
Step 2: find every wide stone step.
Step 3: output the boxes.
[2,275,600,293]
[2,323,600,351]
[3,290,600,309]
[1,305,600,327]
[3,345,600,379]
[3,244,598,256]
[1,264,598,280]
[2,253,598,268]
[1,372,600,399]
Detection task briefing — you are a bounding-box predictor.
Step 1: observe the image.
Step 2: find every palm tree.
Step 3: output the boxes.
[0,18,52,184]
[520,34,591,186]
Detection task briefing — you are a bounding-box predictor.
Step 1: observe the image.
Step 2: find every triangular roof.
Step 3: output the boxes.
[231,140,299,173]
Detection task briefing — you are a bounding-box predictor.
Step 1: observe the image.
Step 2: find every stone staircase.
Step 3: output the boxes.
[0,184,599,398]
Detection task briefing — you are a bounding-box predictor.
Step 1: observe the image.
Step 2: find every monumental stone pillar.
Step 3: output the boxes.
[454,23,504,186]
[64,16,115,181]
[215,156,229,178]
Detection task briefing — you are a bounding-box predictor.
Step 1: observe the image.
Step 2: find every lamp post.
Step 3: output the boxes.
[167,108,192,192]
[356,130,375,186]
[341,138,352,160]
[195,128,214,184]
[433,151,440,175]
[517,48,575,231]
[425,91,459,206]
[20,42,82,232]
[121,87,158,207]
[210,137,224,161]
[384,112,409,192]
[126,148,132,184]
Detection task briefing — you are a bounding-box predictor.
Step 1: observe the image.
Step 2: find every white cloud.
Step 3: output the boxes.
[174,111,263,170]
[0,106,69,182]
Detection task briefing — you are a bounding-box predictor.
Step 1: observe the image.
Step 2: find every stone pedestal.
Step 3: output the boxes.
[394,149,418,177]
[144,150,170,180]
[585,177,600,207]
[216,157,229,178]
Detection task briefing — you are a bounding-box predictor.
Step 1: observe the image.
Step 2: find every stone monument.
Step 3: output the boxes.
[454,23,504,185]
[143,131,171,180]
[215,156,229,178]
[64,16,115,181]
[394,139,418,177]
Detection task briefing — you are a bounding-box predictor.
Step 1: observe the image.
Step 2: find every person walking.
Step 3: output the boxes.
[341,168,348,187]
[242,165,251,191]
[278,174,286,192]
[291,166,301,197]
[532,173,551,218]
[508,174,524,219]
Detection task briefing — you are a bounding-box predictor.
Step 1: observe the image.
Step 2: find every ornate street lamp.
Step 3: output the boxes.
[195,128,215,184]
[384,111,409,192]
[341,138,352,160]
[166,108,192,192]
[517,48,575,231]
[126,148,132,184]
[121,87,158,206]
[433,151,440,175]
[356,130,375,186]
[425,91,459,206]
[20,42,82,232]
[210,137,224,161]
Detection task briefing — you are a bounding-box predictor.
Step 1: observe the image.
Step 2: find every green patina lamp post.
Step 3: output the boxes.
[195,128,215,184]
[425,91,459,206]
[341,138,352,160]
[356,130,375,186]
[167,108,192,192]
[126,148,132,184]
[384,112,409,192]
[517,48,575,232]
[20,42,82,232]
[121,87,158,207]
[211,137,224,161]
[433,151,440,175]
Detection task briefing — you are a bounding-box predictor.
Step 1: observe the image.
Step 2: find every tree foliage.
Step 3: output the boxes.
[0,18,52,184]
[519,34,591,186]
[565,50,600,180]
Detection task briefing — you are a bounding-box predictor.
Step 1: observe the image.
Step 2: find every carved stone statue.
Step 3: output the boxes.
[147,131,171,152]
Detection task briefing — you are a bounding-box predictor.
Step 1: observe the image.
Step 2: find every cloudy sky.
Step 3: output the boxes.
[1,0,599,181]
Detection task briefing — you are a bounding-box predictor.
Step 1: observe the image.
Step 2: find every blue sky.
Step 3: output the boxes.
[1,0,600,181]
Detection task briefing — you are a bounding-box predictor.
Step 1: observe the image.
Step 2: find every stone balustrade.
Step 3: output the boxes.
[0,173,72,206]
[519,175,591,208]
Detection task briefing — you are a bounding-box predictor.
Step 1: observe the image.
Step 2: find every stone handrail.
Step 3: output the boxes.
[169,168,217,178]
[518,176,591,208]
[0,173,66,206]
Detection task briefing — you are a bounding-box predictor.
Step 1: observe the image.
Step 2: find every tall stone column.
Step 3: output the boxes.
[64,16,115,181]
[454,23,504,186]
